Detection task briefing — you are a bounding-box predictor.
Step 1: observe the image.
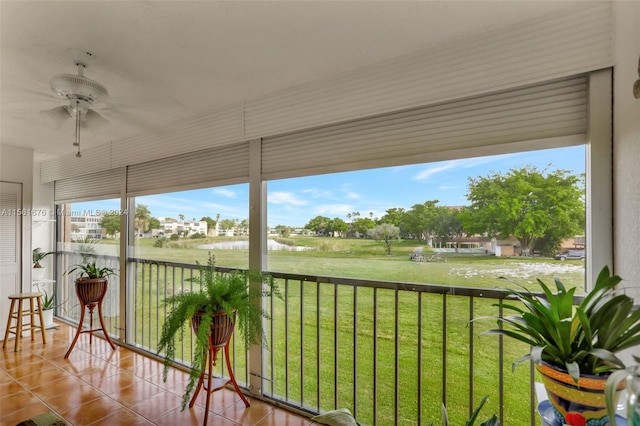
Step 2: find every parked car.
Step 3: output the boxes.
[554,250,585,260]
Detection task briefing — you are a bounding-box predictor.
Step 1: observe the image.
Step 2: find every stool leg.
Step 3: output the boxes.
[35,296,47,344]
[2,299,16,349]
[14,298,23,352]
[28,297,36,342]
[64,302,87,358]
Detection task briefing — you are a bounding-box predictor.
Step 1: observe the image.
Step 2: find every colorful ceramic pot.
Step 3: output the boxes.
[536,362,623,426]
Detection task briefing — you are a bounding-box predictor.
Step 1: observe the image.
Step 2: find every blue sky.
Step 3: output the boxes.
[75,145,585,228]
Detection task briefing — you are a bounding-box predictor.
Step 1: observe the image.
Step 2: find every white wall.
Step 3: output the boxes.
[0,144,33,291]
[613,1,640,302]
[31,154,55,281]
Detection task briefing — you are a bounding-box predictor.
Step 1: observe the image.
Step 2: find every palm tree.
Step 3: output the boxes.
[135,204,151,236]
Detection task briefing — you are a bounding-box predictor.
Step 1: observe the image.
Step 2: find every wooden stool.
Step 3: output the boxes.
[2,292,47,352]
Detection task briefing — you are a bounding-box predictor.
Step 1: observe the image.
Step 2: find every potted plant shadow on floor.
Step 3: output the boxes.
[157,253,280,423]
[480,266,640,426]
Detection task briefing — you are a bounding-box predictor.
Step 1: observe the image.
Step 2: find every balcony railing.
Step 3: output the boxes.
[56,252,545,425]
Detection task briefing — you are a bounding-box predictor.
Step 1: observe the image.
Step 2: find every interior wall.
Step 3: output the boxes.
[612,1,640,302]
[0,144,33,290]
[32,154,55,280]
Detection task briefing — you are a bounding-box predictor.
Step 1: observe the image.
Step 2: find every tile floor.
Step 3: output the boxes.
[1,321,316,425]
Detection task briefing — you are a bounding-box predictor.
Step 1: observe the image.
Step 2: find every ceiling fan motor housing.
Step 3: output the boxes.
[50,73,108,104]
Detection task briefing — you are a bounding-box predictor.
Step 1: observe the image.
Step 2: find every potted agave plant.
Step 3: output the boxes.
[482,266,640,426]
[157,253,280,419]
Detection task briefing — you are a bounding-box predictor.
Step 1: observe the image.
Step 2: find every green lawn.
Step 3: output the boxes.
[91,236,586,425]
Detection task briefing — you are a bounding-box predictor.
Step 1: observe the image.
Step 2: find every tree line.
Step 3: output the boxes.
[303,166,585,256]
[97,165,584,257]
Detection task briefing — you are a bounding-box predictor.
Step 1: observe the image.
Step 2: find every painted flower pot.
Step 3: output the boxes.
[536,362,623,426]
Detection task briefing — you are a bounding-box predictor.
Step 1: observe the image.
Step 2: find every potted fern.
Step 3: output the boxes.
[482,266,640,425]
[157,253,280,412]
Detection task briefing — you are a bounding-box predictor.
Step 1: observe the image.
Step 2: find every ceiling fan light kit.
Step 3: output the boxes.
[48,60,110,158]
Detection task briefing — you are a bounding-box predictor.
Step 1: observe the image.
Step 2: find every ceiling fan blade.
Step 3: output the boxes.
[85,109,111,134]
[40,105,71,129]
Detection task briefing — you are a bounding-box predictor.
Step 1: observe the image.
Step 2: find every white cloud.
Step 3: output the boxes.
[302,188,335,199]
[413,161,461,182]
[137,195,245,220]
[314,204,353,216]
[413,154,516,182]
[344,191,359,199]
[338,183,360,200]
[139,196,208,215]
[268,191,308,206]
[212,188,236,198]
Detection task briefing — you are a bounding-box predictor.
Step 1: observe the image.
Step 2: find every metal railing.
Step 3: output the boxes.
[260,273,539,425]
[56,252,542,425]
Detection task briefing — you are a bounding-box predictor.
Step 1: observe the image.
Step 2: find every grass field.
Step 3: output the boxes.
[128,235,586,292]
[71,236,586,425]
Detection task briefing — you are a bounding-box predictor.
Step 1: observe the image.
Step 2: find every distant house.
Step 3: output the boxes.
[560,236,585,251]
[493,236,521,256]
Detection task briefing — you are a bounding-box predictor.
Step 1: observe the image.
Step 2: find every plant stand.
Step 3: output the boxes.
[188,337,250,425]
[189,311,249,425]
[64,278,116,358]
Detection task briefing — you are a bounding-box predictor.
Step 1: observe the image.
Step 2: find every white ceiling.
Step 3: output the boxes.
[1,1,579,159]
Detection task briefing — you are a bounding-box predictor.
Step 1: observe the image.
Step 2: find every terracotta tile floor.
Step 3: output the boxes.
[0,321,316,425]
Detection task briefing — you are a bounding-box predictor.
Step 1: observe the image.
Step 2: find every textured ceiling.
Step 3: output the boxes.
[0,1,579,158]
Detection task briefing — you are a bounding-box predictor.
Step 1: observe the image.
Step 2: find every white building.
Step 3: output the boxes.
[157,218,207,237]
[69,214,103,240]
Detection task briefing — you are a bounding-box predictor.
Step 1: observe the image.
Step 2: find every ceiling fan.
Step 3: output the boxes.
[41,60,110,157]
